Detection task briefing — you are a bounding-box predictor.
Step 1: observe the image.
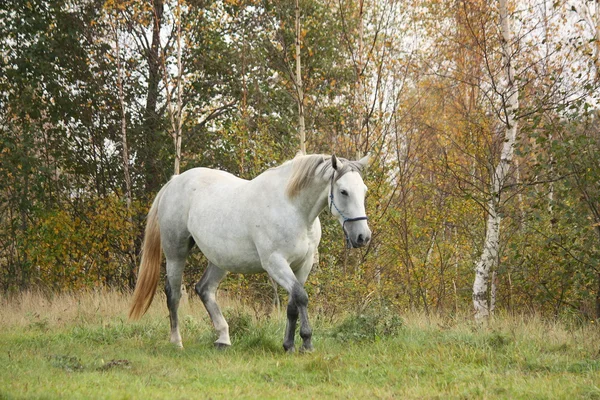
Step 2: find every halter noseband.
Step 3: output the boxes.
[329,171,368,248]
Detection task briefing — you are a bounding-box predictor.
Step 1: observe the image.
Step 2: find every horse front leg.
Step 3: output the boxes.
[283,299,298,352]
[295,257,315,353]
[291,284,313,352]
[264,254,313,353]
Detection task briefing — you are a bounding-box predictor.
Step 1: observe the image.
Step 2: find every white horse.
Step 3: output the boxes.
[129,154,371,352]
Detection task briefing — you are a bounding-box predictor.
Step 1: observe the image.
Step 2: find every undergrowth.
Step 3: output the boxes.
[330,306,404,342]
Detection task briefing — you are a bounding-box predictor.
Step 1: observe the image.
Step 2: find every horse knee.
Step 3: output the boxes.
[292,283,308,307]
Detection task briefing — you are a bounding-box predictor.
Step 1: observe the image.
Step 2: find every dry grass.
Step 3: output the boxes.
[0,289,184,329]
[2,290,599,345]
[0,288,275,331]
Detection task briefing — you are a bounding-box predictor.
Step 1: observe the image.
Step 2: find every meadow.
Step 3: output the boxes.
[1,290,600,399]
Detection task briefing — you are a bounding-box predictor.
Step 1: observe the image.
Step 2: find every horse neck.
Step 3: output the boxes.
[290,175,330,224]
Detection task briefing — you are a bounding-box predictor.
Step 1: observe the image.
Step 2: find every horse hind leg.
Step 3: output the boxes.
[165,258,186,348]
[195,263,230,348]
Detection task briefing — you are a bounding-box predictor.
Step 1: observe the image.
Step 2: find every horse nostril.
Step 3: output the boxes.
[357,234,364,244]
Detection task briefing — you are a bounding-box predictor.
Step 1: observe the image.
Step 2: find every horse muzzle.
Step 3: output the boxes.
[343,219,371,248]
[349,232,371,248]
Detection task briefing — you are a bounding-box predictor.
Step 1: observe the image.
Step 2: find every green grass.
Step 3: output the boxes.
[1,291,600,399]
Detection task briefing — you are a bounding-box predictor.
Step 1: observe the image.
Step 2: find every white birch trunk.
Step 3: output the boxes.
[173,0,183,175]
[294,0,319,284]
[111,15,137,276]
[295,0,306,154]
[158,0,183,176]
[490,270,497,315]
[356,0,365,155]
[571,0,600,79]
[596,0,600,80]
[472,0,519,320]
[114,25,132,212]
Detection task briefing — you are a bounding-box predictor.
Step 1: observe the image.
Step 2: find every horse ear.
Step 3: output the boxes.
[331,154,343,171]
[357,154,371,170]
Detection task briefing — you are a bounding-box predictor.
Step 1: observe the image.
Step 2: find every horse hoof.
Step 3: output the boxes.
[283,344,295,353]
[214,342,230,350]
[300,344,314,353]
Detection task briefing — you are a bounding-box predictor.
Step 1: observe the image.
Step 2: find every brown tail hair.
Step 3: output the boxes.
[129,186,166,320]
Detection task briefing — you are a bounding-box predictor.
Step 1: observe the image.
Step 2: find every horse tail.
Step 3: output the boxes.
[129,183,168,320]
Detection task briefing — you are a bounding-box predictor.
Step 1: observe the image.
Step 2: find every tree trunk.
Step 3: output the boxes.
[173,0,183,175]
[295,0,306,154]
[355,0,365,154]
[154,0,183,176]
[472,0,519,320]
[114,21,133,213]
[112,15,137,285]
[595,0,600,80]
[143,0,164,192]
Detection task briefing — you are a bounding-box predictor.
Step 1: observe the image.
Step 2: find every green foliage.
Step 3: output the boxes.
[502,110,600,317]
[331,307,403,343]
[22,195,142,291]
[224,308,253,340]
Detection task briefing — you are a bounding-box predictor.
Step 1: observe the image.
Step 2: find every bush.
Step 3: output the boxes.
[331,308,403,343]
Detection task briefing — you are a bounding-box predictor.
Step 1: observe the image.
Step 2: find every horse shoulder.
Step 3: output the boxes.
[308,216,322,245]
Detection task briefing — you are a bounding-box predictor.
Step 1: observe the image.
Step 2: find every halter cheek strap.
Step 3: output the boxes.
[329,172,368,248]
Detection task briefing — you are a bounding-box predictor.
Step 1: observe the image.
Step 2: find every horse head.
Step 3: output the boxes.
[329,154,372,248]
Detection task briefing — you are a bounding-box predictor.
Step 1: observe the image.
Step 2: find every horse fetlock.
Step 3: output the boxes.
[283,341,296,353]
[216,330,230,346]
[170,333,183,348]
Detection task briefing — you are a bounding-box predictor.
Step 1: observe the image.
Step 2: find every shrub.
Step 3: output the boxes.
[331,308,403,343]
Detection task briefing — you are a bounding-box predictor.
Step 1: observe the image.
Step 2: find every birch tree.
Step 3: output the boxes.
[569,0,600,80]
[157,0,184,175]
[472,0,519,320]
[107,9,137,275]
[108,14,133,214]
[295,0,306,154]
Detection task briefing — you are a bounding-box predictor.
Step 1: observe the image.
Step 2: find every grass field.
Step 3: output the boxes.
[1,290,600,399]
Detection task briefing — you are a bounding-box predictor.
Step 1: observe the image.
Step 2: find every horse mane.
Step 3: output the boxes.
[284,154,365,198]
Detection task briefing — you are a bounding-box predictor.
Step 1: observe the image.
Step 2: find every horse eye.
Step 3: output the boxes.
[340,190,348,196]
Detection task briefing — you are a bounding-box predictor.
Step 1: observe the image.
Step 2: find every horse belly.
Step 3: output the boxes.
[194,234,264,273]
[189,200,265,273]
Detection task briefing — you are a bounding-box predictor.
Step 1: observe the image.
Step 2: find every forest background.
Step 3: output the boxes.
[1,0,600,321]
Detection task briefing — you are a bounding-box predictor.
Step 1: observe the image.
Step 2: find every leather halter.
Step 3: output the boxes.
[328,171,368,248]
